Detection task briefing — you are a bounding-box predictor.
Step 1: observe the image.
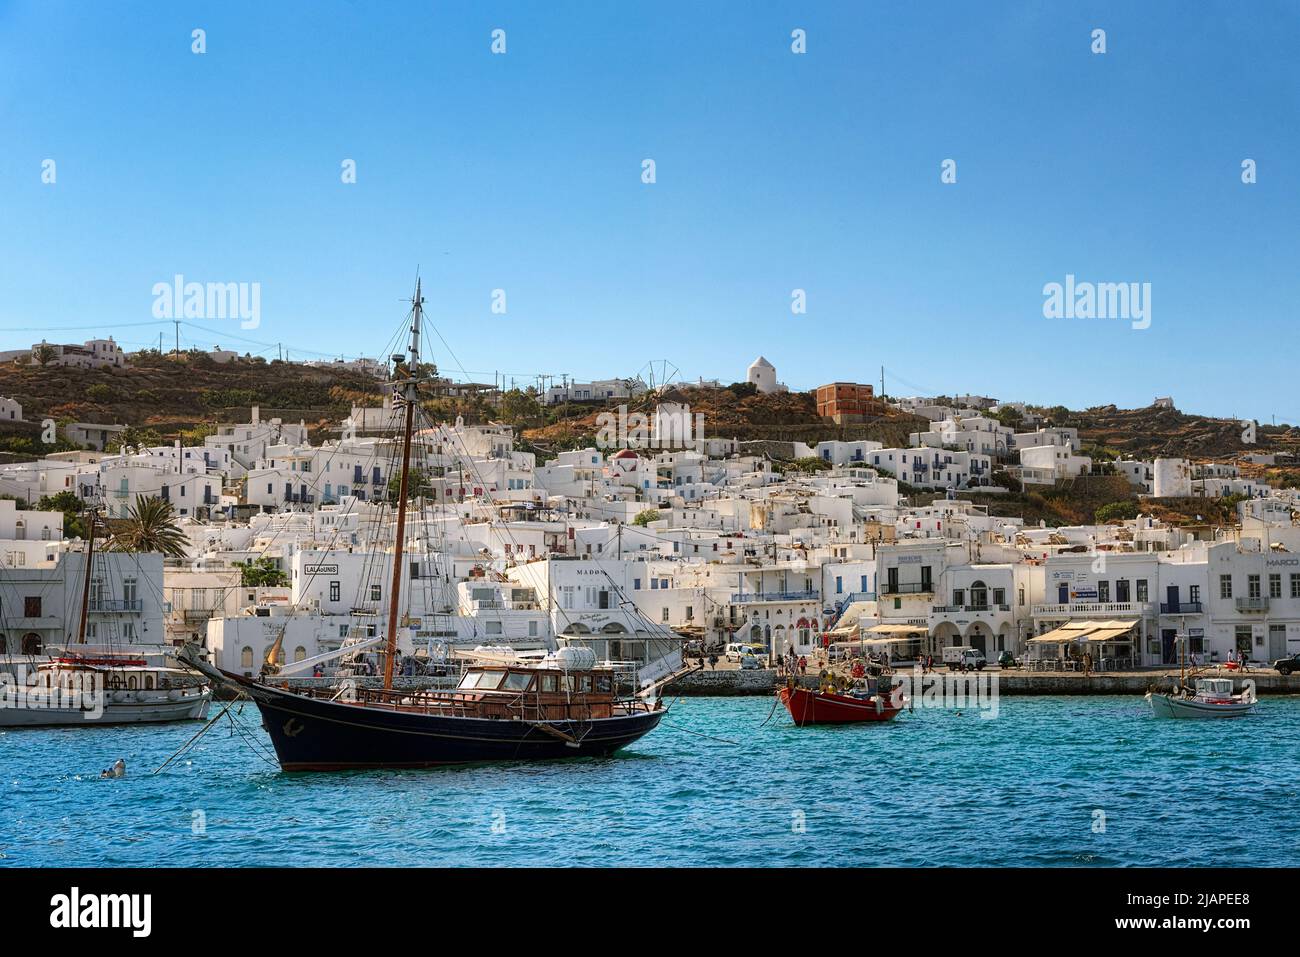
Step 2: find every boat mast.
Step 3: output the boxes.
[383,279,423,690]
[76,508,97,645]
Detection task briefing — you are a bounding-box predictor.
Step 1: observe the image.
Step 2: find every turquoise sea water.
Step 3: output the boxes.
[2,695,1297,867]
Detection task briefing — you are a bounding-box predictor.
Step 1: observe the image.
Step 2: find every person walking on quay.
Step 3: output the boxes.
[798,654,807,676]
[1083,651,1093,677]
[708,654,718,670]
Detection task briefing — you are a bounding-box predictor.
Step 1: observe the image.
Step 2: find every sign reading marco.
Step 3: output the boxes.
[595,403,705,451]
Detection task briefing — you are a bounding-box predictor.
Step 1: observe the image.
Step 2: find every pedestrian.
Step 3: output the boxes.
[1083,651,1093,677]
[708,654,717,671]
[798,654,807,676]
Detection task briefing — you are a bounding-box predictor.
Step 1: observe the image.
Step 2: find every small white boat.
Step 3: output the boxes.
[0,657,211,728]
[1146,677,1255,719]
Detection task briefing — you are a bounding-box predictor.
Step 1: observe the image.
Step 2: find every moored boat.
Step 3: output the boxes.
[778,674,907,727]
[1146,677,1255,719]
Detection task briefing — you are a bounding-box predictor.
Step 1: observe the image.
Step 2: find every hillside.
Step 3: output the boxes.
[0,352,389,447]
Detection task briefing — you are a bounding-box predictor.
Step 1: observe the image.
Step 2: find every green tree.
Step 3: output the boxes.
[1095,500,1140,523]
[35,490,88,539]
[85,383,113,402]
[788,456,832,474]
[32,342,58,366]
[631,509,662,527]
[499,388,542,426]
[233,556,289,587]
[105,495,189,557]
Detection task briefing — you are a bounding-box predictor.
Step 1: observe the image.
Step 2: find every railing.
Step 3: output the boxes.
[1032,601,1151,616]
[729,590,819,603]
[88,599,143,612]
[1160,602,1203,614]
[933,603,1011,614]
[182,608,215,621]
[881,582,932,595]
[1236,596,1269,612]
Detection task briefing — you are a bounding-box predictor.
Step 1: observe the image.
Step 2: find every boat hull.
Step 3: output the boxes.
[0,690,211,728]
[1145,692,1255,719]
[778,685,904,727]
[241,679,665,771]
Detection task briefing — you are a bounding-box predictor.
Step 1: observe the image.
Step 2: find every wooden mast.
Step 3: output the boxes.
[383,280,423,690]
[76,508,97,644]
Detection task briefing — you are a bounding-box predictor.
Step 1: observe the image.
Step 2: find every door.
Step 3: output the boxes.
[1058,583,1069,603]
[1269,624,1286,661]
[1161,629,1176,664]
[1166,585,1179,613]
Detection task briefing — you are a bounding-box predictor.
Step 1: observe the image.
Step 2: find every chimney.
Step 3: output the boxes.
[251,405,260,426]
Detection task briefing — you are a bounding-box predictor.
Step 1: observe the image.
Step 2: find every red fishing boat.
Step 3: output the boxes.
[778,676,907,726]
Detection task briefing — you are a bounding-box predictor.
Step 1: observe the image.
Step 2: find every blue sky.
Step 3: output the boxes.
[1,1,1297,422]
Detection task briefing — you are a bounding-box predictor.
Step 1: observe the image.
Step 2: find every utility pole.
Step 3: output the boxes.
[173,320,180,359]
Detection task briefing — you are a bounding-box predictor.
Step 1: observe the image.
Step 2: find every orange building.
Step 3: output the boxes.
[816,382,876,422]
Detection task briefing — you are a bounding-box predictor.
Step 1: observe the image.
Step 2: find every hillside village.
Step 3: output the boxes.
[2,342,1300,679]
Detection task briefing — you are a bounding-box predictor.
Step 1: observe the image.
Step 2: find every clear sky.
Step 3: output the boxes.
[1,1,1296,422]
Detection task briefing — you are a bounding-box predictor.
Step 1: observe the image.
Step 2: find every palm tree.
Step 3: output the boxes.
[105,495,189,557]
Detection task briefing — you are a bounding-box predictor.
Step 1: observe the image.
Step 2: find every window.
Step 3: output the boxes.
[486,621,503,635]
[1136,579,1148,602]
[685,606,694,621]
[953,589,964,607]
[1018,587,1025,606]
[23,596,40,617]
[1292,574,1300,599]
[528,621,538,637]
[1115,579,1130,603]
[370,584,382,602]
[662,607,669,622]
[1220,574,1232,599]
[1098,581,1109,602]
[1189,584,1200,604]
[633,578,641,590]
[1269,574,1281,599]
[241,647,253,668]
[329,581,340,602]
[1248,575,1261,599]
[992,588,1005,607]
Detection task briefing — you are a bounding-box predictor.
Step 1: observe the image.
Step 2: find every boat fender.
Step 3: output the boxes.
[168,689,182,701]
[112,690,128,703]
[875,696,882,715]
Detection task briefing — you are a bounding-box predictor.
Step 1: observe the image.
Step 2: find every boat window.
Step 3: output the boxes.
[458,670,483,690]
[595,676,612,693]
[577,675,592,692]
[127,675,137,690]
[476,671,506,690]
[540,674,558,693]
[144,675,154,690]
[502,672,532,692]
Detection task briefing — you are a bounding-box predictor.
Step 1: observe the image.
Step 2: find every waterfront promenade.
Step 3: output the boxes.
[666,661,1300,696]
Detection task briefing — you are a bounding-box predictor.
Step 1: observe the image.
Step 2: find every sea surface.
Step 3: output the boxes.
[2,695,1297,867]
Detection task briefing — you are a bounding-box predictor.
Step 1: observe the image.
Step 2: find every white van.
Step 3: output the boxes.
[942,646,987,671]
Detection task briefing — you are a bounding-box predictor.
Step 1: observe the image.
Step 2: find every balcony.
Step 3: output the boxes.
[1236,596,1269,613]
[933,603,1010,614]
[1032,601,1151,618]
[881,582,933,596]
[89,599,143,613]
[730,590,819,604]
[1160,601,1203,614]
[182,608,215,622]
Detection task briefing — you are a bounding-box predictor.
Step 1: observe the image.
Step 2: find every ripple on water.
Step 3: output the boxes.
[1,696,1298,866]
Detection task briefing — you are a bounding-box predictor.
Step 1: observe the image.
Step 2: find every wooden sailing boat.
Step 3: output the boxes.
[180,281,668,770]
[1,508,212,727]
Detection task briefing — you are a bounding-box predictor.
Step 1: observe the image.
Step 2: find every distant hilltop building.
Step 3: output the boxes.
[1,337,128,370]
[543,377,648,406]
[1152,396,1175,410]
[816,382,876,423]
[746,357,787,395]
[0,396,22,422]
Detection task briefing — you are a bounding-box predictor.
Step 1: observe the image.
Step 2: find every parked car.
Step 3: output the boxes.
[1272,653,1300,676]
[997,651,1019,669]
[738,653,763,670]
